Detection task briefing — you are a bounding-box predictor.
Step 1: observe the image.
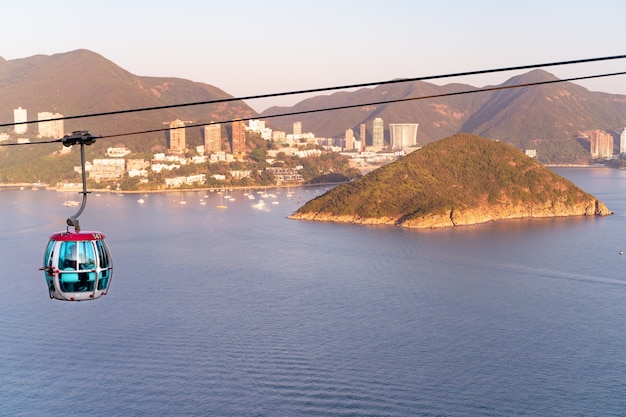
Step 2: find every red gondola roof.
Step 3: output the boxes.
[49,231,107,241]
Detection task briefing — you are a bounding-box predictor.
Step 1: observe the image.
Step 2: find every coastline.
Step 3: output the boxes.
[0,164,613,194]
[0,181,343,194]
[544,164,609,168]
[290,196,613,229]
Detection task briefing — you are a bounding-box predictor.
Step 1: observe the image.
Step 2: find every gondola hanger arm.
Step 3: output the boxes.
[62,131,99,232]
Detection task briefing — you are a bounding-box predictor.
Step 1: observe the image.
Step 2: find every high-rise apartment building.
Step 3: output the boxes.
[620,127,626,155]
[359,123,367,151]
[589,129,613,158]
[14,107,27,134]
[37,112,64,138]
[344,128,354,151]
[293,121,302,136]
[168,119,187,153]
[389,123,419,150]
[204,123,222,153]
[248,119,265,132]
[372,118,384,149]
[231,120,246,154]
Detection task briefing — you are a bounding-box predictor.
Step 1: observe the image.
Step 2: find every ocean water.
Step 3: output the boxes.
[1,168,626,416]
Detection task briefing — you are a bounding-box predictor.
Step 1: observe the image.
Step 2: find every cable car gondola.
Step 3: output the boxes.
[42,231,112,301]
[40,131,113,301]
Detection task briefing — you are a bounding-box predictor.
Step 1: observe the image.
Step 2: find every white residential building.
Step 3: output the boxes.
[14,107,27,134]
[209,152,235,163]
[230,170,252,179]
[389,123,419,150]
[294,149,322,158]
[89,158,126,182]
[106,147,131,157]
[37,112,65,138]
[151,163,180,173]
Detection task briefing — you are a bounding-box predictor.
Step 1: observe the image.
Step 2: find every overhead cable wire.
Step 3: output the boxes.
[3,69,623,147]
[1,53,625,129]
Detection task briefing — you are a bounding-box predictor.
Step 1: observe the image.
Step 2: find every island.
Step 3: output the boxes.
[289,134,612,229]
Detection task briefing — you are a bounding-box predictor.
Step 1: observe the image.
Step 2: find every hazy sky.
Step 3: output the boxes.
[3,0,626,112]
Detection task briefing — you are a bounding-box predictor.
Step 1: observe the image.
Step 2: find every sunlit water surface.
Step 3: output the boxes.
[1,168,626,416]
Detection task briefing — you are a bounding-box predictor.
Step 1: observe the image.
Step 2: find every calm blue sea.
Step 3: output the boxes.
[1,167,626,416]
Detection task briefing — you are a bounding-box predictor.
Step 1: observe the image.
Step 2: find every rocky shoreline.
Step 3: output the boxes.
[289,197,612,229]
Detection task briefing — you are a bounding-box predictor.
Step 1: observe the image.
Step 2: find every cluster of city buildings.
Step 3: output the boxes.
[584,129,626,159]
[0,107,65,143]
[101,117,419,187]
[3,107,419,156]
[7,105,626,187]
[166,117,420,155]
[3,106,626,160]
[90,115,418,187]
[521,128,626,160]
[0,106,421,187]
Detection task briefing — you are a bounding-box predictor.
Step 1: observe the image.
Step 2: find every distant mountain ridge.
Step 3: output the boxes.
[263,70,626,163]
[0,49,256,150]
[1,50,626,163]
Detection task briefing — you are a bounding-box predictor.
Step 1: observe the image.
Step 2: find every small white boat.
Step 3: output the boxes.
[63,200,80,207]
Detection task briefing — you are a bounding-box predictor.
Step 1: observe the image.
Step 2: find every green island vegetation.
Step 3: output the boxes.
[292,133,608,224]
